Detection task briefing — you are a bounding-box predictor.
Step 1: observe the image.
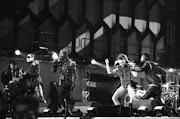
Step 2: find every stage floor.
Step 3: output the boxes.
[6,117,180,119]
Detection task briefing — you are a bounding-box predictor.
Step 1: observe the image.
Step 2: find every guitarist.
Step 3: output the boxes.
[1,60,23,99]
[1,60,21,85]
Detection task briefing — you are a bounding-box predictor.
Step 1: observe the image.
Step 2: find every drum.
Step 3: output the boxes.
[161,83,177,104]
[162,86,167,94]
[161,83,170,94]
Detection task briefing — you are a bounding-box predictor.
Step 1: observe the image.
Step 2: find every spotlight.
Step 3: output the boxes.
[52,52,58,60]
[43,108,53,117]
[138,106,148,111]
[153,106,165,117]
[87,107,96,116]
[39,46,48,50]
[138,106,148,117]
[154,106,164,110]
[169,68,174,72]
[177,106,180,116]
[15,50,21,55]
[91,59,96,64]
[178,106,180,111]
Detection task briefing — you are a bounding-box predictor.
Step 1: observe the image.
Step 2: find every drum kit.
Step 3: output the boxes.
[133,81,180,103]
[161,81,180,109]
[134,82,180,111]
[121,82,180,116]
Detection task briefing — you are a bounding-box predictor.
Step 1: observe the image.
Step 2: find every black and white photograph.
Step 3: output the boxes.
[0,0,179,119]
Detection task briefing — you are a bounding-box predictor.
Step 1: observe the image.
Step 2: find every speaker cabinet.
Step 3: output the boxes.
[97,105,133,117]
[74,101,100,114]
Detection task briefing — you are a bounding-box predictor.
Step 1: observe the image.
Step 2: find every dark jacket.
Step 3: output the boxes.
[1,66,21,85]
[24,60,42,89]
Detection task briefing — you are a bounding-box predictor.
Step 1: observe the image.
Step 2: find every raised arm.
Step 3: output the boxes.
[105,59,118,75]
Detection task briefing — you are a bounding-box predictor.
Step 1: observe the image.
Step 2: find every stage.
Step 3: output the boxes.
[5,117,180,119]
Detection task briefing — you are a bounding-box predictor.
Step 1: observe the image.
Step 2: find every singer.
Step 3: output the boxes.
[105,53,135,108]
[52,49,78,109]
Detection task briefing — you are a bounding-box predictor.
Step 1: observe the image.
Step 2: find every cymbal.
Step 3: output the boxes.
[170,84,180,88]
[167,81,175,84]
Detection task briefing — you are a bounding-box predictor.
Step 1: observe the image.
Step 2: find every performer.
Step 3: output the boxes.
[131,53,166,103]
[1,61,24,98]
[105,53,135,106]
[1,60,22,86]
[0,60,25,118]
[52,49,78,109]
[24,53,46,103]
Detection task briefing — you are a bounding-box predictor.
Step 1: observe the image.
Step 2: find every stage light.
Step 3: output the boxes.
[43,108,51,113]
[178,106,180,111]
[52,52,58,60]
[138,106,148,117]
[177,106,180,115]
[91,59,96,64]
[153,106,165,117]
[169,68,174,72]
[15,50,21,55]
[138,106,148,111]
[154,106,164,110]
[39,46,48,50]
[43,108,53,117]
[87,107,96,116]
[87,107,95,110]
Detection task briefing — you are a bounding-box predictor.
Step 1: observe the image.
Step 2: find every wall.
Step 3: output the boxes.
[0,0,169,66]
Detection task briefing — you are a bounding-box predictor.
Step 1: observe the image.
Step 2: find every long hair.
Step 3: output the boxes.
[114,53,130,67]
[116,53,130,63]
